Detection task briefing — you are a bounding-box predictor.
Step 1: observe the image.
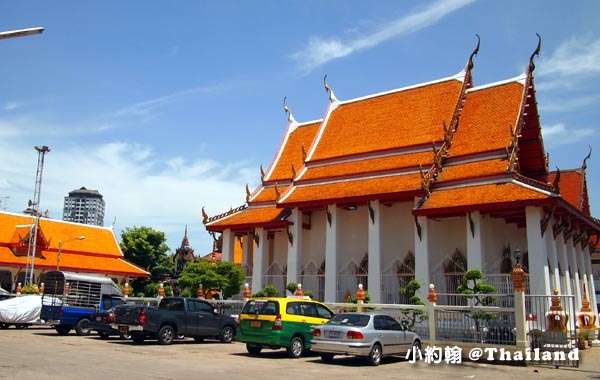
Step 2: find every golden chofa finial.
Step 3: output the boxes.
[202,206,208,224]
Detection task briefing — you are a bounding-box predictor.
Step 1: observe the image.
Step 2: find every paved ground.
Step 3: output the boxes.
[1,327,599,380]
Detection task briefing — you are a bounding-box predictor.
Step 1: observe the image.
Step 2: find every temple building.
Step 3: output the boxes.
[173,226,196,275]
[202,38,599,322]
[0,211,148,291]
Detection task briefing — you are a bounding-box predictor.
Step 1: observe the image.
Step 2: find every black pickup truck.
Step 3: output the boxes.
[113,297,236,345]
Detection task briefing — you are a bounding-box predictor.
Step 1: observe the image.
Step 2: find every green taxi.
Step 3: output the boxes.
[237,297,335,358]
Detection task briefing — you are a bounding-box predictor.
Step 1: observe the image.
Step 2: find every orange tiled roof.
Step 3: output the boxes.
[436,159,508,183]
[301,151,434,181]
[281,173,423,206]
[449,81,524,157]
[549,170,587,214]
[309,79,464,161]
[0,212,148,277]
[206,205,287,228]
[250,186,283,204]
[417,181,551,212]
[266,121,321,182]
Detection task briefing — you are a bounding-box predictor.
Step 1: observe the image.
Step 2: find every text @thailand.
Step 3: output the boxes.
[406,346,580,363]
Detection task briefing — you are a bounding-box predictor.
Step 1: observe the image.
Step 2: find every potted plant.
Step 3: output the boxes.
[577,331,590,350]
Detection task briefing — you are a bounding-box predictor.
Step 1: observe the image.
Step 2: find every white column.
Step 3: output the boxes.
[466,211,483,271]
[286,208,303,285]
[582,245,599,326]
[242,232,252,269]
[414,215,430,301]
[525,206,549,295]
[556,234,570,295]
[546,230,561,292]
[324,205,338,302]
[576,243,587,308]
[221,229,234,262]
[565,236,578,302]
[367,200,382,303]
[251,227,268,292]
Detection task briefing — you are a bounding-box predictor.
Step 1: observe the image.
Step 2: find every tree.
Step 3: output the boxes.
[398,279,428,331]
[177,260,245,300]
[120,226,170,271]
[120,226,171,295]
[252,284,279,297]
[457,269,496,340]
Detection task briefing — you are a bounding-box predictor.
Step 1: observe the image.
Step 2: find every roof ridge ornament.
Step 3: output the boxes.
[580,146,591,210]
[528,33,542,74]
[323,75,338,102]
[283,97,297,124]
[467,34,480,71]
[582,145,592,172]
[246,183,251,202]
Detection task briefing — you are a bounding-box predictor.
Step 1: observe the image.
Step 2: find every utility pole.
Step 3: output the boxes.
[24,146,50,286]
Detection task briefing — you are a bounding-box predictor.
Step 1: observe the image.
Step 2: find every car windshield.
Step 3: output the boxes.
[241,300,279,315]
[327,314,370,327]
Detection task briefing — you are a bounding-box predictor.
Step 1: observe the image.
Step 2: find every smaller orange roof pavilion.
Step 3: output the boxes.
[0,211,148,280]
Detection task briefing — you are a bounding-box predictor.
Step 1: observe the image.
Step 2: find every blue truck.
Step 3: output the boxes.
[40,271,126,336]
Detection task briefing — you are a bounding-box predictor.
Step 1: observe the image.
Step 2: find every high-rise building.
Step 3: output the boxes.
[63,187,105,226]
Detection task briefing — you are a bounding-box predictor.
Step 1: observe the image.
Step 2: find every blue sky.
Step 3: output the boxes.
[1,1,599,254]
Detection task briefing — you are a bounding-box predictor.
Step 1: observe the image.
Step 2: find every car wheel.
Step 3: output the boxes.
[15,324,28,329]
[157,325,175,345]
[408,340,422,361]
[132,333,145,344]
[0,323,9,329]
[320,353,335,362]
[286,336,304,358]
[246,343,262,356]
[367,343,382,366]
[75,319,91,336]
[219,326,234,343]
[55,324,71,335]
[98,332,111,339]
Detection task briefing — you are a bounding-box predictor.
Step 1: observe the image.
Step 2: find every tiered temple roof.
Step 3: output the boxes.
[205,37,600,245]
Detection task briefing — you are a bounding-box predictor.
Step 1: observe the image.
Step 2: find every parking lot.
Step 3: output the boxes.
[1,327,599,380]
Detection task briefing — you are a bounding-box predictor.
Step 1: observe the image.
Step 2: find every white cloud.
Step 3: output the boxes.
[3,102,19,111]
[538,95,599,113]
[538,35,600,78]
[0,137,251,252]
[290,0,477,73]
[112,84,230,122]
[541,122,595,147]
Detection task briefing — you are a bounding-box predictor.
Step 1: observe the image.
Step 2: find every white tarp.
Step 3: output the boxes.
[0,295,42,323]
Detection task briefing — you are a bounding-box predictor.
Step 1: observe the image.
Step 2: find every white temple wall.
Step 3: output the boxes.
[336,207,368,269]
[380,202,414,269]
[481,217,524,272]
[303,209,327,268]
[429,218,466,271]
[272,231,287,266]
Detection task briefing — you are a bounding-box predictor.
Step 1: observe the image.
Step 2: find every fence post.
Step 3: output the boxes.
[427,283,437,345]
[511,256,528,350]
[356,284,365,312]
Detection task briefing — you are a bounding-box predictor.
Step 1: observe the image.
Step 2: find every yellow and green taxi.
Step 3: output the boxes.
[237,297,335,358]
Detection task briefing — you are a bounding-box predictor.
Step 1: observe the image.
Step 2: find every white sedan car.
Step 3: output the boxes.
[311,312,422,365]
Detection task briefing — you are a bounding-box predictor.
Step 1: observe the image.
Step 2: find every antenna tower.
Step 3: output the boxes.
[24,145,50,286]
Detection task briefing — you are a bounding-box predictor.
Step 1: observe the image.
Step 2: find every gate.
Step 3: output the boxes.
[525,293,579,368]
